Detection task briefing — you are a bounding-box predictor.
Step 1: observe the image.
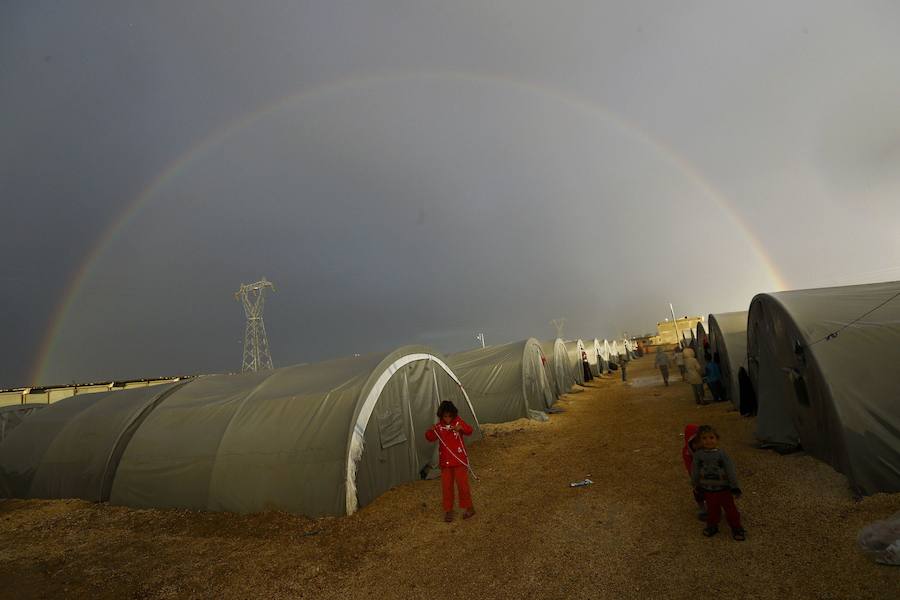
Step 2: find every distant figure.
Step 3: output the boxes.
[683,348,705,404]
[691,425,746,541]
[681,424,706,521]
[654,347,671,386]
[620,348,630,382]
[705,353,725,402]
[674,346,686,380]
[581,350,593,382]
[425,401,475,522]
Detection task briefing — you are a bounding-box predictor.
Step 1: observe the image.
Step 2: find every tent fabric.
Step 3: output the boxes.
[1,346,479,517]
[747,281,900,495]
[449,338,554,424]
[111,346,478,516]
[564,340,587,386]
[601,339,616,368]
[0,404,47,444]
[708,311,748,408]
[0,383,182,501]
[583,339,603,376]
[540,338,573,398]
[608,340,621,363]
[695,323,708,369]
[597,340,611,373]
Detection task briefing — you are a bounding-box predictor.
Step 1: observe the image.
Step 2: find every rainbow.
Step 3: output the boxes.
[31,70,788,385]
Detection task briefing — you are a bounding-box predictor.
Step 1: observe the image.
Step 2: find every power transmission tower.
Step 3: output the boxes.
[551,318,566,339]
[235,277,275,372]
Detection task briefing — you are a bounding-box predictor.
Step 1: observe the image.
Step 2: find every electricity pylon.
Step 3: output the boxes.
[235,277,275,372]
[551,318,566,339]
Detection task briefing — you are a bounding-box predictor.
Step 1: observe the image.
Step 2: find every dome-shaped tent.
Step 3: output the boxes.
[707,311,748,408]
[0,346,478,516]
[0,383,184,502]
[564,340,587,385]
[540,338,573,398]
[583,339,603,376]
[599,339,612,373]
[695,322,708,369]
[607,339,621,364]
[748,281,900,495]
[449,338,555,423]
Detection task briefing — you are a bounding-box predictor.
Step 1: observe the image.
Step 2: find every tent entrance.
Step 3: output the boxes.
[354,358,477,508]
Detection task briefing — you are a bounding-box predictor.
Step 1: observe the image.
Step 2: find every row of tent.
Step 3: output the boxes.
[693,280,899,496]
[0,336,632,517]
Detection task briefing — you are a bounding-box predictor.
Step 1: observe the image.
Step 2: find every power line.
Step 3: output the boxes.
[808,289,900,347]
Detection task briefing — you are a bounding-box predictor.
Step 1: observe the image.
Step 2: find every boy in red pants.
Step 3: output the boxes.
[425,400,475,522]
[691,425,746,541]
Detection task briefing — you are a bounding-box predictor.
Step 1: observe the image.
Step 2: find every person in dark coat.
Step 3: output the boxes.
[581,350,594,382]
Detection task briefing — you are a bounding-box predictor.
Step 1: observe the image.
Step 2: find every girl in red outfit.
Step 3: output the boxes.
[425,400,475,522]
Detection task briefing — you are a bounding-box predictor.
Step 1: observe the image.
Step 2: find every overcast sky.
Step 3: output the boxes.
[3,1,900,387]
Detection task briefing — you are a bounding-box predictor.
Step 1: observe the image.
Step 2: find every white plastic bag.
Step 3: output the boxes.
[858,511,900,566]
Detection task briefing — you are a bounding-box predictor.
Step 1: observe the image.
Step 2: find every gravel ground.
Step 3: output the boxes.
[1,356,897,599]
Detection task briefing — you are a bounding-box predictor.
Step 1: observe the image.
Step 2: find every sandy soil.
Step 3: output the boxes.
[1,356,897,599]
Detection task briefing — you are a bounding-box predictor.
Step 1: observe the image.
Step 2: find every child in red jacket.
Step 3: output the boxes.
[425,400,475,522]
[682,424,707,521]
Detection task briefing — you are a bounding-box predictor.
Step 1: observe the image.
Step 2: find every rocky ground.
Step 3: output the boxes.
[1,356,897,599]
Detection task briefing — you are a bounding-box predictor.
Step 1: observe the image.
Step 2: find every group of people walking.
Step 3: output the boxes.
[654,345,725,404]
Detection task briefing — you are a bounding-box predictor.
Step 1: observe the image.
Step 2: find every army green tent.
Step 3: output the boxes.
[540,338,573,397]
[449,338,554,423]
[0,383,184,502]
[583,339,603,376]
[0,346,479,516]
[695,322,708,369]
[707,311,748,408]
[564,340,587,385]
[748,281,900,495]
[608,339,621,364]
[599,339,612,372]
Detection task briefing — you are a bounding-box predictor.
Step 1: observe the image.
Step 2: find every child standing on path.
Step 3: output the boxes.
[691,425,746,540]
[425,400,475,522]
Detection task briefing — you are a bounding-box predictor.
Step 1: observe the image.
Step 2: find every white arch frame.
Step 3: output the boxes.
[345,353,477,515]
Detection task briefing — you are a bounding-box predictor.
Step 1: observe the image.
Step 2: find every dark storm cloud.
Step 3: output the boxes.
[3,1,899,387]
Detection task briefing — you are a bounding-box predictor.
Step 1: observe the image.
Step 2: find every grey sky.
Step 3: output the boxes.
[3,1,899,387]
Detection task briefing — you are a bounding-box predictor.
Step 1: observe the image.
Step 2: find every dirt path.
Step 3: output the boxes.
[1,356,897,599]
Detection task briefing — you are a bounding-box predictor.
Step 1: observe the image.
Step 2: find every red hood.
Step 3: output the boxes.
[683,424,699,448]
[681,423,700,475]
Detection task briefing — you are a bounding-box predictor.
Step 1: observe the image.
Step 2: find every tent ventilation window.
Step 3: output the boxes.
[376,389,408,450]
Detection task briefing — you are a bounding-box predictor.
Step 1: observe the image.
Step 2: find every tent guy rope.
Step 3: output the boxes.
[808,289,900,347]
[432,424,480,481]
